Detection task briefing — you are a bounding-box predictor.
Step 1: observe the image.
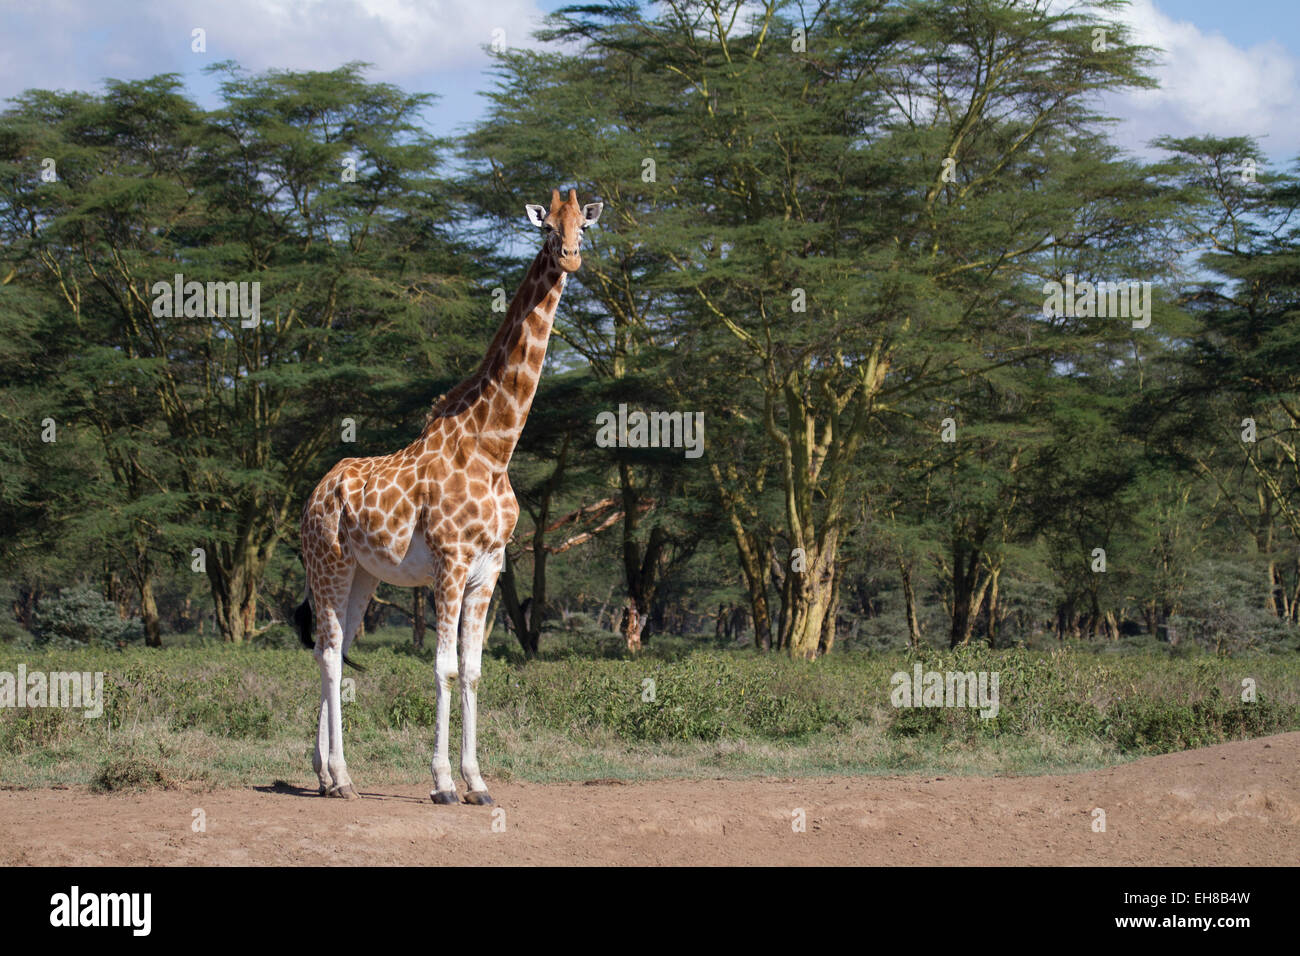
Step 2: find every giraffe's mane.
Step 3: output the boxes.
[423,393,450,427]
[417,240,557,437]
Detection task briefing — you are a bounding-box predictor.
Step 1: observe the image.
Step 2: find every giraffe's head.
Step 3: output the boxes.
[526,188,602,273]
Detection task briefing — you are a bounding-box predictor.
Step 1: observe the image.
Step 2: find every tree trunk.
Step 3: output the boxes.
[1289,558,1300,624]
[899,557,922,649]
[949,540,995,648]
[787,537,838,660]
[985,565,1001,647]
[787,576,833,660]
[412,586,426,649]
[730,605,749,643]
[499,552,537,657]
[619,488,667,653]
[620,600,647,652]
[140,575,162,648]
[949,543,978,648]
[817,559,842,656]
[774,545,794,652]
[362,596,385,633]
[1270,562,1290,619]
[618,537,660,652]
[528,493,552,657]
[207,554,261,644]
[104,568,131,620]
[734,532,773,651]
[12,585,40,629]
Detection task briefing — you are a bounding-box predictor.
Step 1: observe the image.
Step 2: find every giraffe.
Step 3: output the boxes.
[294,188,602,803]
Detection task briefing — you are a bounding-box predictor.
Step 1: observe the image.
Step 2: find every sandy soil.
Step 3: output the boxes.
[2,733,1297,866]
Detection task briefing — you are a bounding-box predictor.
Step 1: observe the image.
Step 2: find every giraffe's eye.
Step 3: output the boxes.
[543,223,554,232]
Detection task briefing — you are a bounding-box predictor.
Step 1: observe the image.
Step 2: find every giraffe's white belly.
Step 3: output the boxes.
[355,530,438,587]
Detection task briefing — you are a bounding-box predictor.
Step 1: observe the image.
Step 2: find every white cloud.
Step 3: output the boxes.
[8,0,1292,164]
[169,0,544,77]
[0,0,545,103]
[1102,0,1299,161]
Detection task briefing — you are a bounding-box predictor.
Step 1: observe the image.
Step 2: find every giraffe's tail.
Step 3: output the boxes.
[294,598,366,673]
[294,599,314,650]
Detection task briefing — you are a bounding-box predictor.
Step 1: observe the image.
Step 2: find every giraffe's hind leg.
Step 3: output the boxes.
[313,696,331,794]
[320,569,378,800]
[310,572,359,800]
[306,592,333,795]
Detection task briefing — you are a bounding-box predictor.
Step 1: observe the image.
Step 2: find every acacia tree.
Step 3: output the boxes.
[461,22,710,651]
[1147,136,1300,620]
[608,0,1165,657]
[0,276,101,629]
[462,0,1176,657]
[0,65,478,641]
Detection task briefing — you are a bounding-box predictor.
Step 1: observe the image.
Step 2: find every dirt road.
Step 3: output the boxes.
[2,733,1296,865]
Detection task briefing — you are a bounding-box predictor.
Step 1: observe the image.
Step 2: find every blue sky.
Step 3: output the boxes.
[1,0,1296,166]
[1148,0,1299,54]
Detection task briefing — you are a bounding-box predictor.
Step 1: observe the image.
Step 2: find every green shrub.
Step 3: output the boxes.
[0,707,69,754]
[33,586,144,648]
[0,618,31,645]
[384,688,437,729]
[91,751,173,792]
[0,642,1296,790]
[1105,687,1293,752]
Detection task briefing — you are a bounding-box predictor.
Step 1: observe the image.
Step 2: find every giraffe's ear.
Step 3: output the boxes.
[582,202,603,226]
[525,204,548,228]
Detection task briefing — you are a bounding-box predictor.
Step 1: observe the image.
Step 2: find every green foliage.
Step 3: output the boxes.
[0,64,484,644]
[1,3,1299,668]
[1170,562,1299,654]
[5,643,1293,763]
[880,646,1297,750]
[567,659,835,741]
[0,706,70,755]
[33,585,144,648]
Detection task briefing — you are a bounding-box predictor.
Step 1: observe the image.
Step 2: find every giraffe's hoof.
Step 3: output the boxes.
[327,783,360,800]
[431,789,459,805]
[463,790,494,806]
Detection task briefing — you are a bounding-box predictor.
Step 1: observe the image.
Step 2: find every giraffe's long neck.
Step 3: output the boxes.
[424,243,565,470]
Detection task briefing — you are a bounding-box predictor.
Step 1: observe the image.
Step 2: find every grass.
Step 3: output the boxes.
[1,628,1297,791]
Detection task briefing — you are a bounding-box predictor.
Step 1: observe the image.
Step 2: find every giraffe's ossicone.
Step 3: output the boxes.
[294,188,602,802]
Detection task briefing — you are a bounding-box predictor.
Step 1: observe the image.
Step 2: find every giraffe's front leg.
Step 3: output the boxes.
[430,567,466,805]
[458,551,502,805]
